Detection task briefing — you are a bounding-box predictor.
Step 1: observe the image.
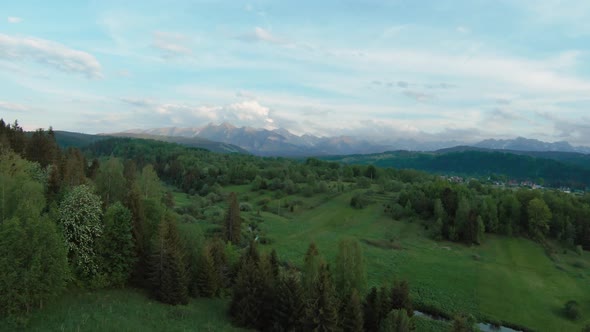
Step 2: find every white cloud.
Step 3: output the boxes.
[0,34,102,78]
[7,17,22,24]
[236,27,285,45]
[121,98,275,129]
[151,31,192,57]
[0,101,29,112]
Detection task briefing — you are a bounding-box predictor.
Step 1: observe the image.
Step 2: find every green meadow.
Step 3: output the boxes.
[238,185,590,331]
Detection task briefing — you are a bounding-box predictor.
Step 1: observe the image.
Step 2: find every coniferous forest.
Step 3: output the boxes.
[1,119,589,331]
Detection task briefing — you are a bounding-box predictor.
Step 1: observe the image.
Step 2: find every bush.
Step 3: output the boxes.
[350,193,371,209]
[257,197,271,206]
[239,202,253,212]
[572,261,586,269]
[564,300,581,320]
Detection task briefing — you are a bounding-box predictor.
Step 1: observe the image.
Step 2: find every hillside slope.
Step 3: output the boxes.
[323,150,590,188]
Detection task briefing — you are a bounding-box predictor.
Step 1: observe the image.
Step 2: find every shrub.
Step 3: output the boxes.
[239,202,253,212]
[564,300,581,320]
[350,193,371,209]
[257,197,271,206]
[572,261,586,269]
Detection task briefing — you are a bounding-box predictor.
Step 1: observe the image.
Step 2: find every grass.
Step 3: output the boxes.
[0,288,248,332]
[414,316,451,331]
[172,191,193,209]
[249,189,590,331]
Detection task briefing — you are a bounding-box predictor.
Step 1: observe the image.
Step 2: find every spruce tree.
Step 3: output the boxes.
[303,242,322,291]
[148,214,189,305]
[269,248,280,278]
[341,288,364,332]
[304,262,339,332]
[125,183,148,287]
[230,249,263,328]
[224,192,242,244]
[195,246,218,297]
[257,254,278,330]
[274,270,305,331]
[207,238,229,290]
[379,309,410,332]
[364,287,381,332]
[390,280,412,315]
[378,285,392,323]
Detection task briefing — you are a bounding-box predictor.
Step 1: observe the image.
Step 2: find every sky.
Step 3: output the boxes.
[2,0,590,145]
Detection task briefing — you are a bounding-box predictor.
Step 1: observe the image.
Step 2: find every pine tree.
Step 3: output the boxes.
[125,183,148,287]
[257,254,278,330]
[378,285,391,323]
[60,148,87,188]
[379,310,410,332]
[364,287,381,332]
[148,214,189,305]
[304,262,339,332]
[303,242,322,291]
[25,128,59,168]
[224,192,242,244]
[341,288,364,332]
[390,280,412,315]
[207,238,229,290]
[195,247,218,297]
[274,270,305,331]
[269,248,280,278]
[230,249,263,328]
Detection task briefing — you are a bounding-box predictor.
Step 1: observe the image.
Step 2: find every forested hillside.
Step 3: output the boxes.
[1,119,589,331]
[323,150,590,189]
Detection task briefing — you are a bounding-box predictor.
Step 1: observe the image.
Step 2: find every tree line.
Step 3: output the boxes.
[388,177,590,250]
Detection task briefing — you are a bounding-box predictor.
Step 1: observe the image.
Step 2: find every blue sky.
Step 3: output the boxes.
[2,0,590,145]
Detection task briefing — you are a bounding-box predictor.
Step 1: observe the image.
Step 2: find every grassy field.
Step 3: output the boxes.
[8,185,590,331]
[239,187,590,331]
[0,288,247,332]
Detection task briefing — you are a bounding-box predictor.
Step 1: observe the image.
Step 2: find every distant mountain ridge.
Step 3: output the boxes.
[474,137,590,154]
[121,122,396,156]
[119,122,590,156]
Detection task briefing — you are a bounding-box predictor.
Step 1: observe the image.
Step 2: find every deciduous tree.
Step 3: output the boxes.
[58,185,103,281]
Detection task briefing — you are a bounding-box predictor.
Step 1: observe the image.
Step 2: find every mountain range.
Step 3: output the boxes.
[473,137,590,154]
[115,122,590,156]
